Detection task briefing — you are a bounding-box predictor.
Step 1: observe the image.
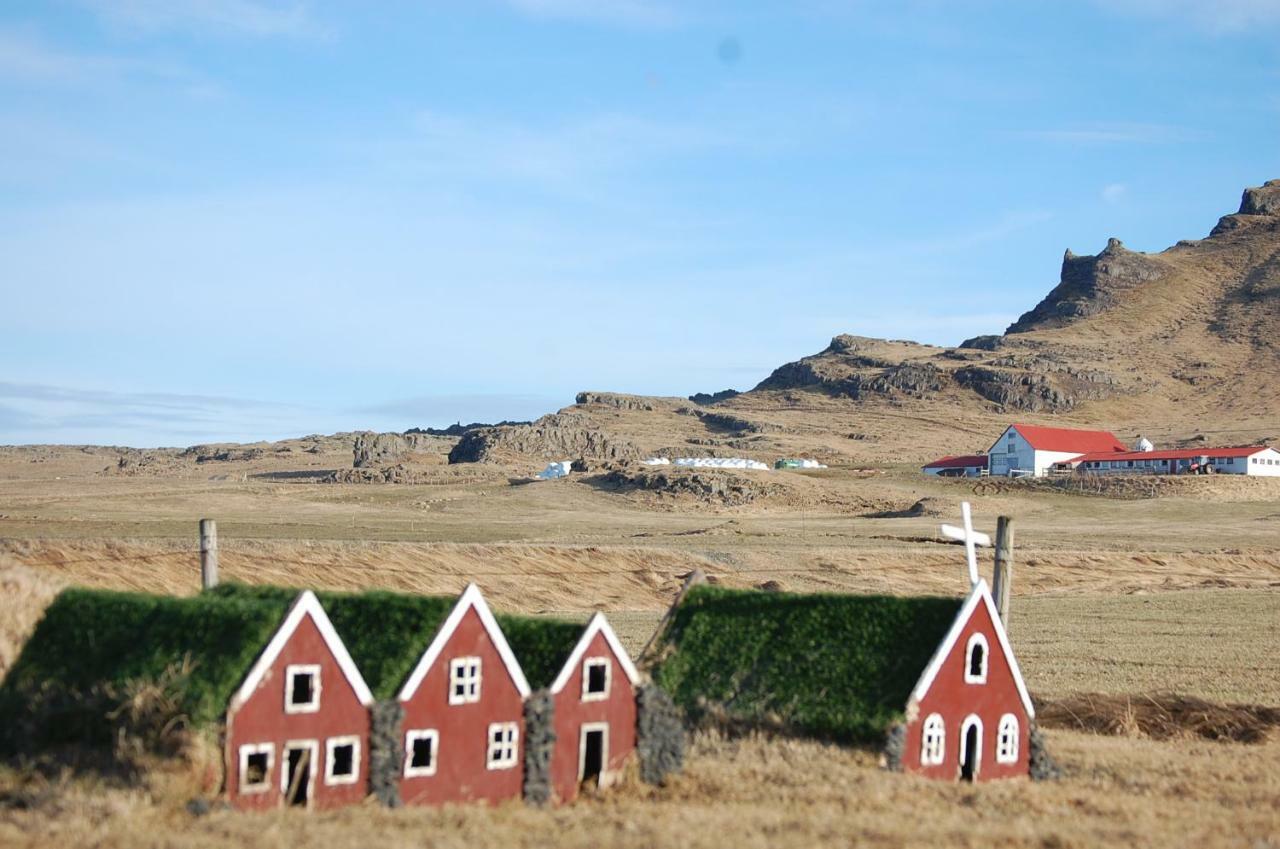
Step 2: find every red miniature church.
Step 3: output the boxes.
[900,580,1033,780]
[543,613,642,802]
[394,584,532,806]
[225,591,376,811]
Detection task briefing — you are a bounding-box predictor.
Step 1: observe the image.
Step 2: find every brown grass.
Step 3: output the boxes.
[1038,693,1280,743]
[0,560,65,681]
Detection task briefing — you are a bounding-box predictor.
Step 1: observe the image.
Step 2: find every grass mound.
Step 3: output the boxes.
[497,615,584,691]
[652,585,962,743]
[1036,693,1280,743]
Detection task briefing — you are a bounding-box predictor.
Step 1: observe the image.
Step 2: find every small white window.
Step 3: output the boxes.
[996,714,1019,764]
[920,713,945,765]
[285,664,321,713]
[404,729,439,777]
[325,736,360,785]
[964,634,989,684]
[238,743,274,794]
[449,657,482,705]
[486,722,519,770]
[582,657,611,701]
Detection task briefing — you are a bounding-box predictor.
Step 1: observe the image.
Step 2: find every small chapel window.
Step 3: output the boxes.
[285,664,321,713]
[449,657,482,704]
[964,634,988,684]
[582,658,610,701]
[921,714,945,765]
[996,714,1019,764]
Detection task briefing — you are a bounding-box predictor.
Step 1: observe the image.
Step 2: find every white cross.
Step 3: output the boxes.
[941,501,990,587]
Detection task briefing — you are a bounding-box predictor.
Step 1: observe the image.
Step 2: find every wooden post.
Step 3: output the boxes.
[992,515,1013,629]
[200,518,218,590]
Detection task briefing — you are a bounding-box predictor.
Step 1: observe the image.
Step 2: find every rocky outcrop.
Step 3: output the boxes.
[575,391,663,411]
[598,465,781,506]
[1005,239,1169,334]
[688,389,740,405]
[352,432,451,468]
[448,413,640,464]
[1240,179,1280,216]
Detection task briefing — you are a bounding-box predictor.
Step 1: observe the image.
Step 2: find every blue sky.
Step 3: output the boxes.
[1,1,1277,446]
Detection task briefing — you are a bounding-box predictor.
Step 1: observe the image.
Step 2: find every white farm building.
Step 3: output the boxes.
[986,424,1126,478]
[1052,445,1280,477]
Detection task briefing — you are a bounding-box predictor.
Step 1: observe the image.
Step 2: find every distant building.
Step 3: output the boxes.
[922,455,989,477]
[1052,445,1280,477]
[986,424,1126,477]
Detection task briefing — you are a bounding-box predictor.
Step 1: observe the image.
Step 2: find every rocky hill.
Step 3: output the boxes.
[443,179,1280,466]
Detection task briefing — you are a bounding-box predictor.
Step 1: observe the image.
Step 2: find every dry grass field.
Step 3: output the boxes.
[0,447,1277,848]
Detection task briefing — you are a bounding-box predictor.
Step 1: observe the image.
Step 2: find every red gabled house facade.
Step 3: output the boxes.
[545,613,641,803]
[395,584,531,806]
[225,591,375,811]
[900,581,1034,782]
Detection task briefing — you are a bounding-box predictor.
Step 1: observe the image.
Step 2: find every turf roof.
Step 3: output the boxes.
[497,614,585,691]
[652,585,965,743]
[0,587,287,749]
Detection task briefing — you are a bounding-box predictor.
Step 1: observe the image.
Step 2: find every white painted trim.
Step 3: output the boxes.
[485,721,519,771]
[324,735,361,786]
[230,591,375,712]
[958,715,983,780]
[237,742,274,794]
[996,713,1019,764]
[549,612,642,695]
[907,580,1035,718]
[284,664,322,714]
[578,721,610,783]
[397,584,531,701]
[281,739,319,806]
[403,729,439,778]
[963,633,989,684]
[920,713,945,766]
[448,656,482,705]
[580,657,611,702]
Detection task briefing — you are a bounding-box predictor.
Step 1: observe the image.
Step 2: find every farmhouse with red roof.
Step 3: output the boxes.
[1052,445,1280,476]
[987,423,1126,477]
[922,454,989,477]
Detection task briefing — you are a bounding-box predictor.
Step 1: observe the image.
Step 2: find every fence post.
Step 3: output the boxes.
[992,516,1013,630]
[200,518,219,590]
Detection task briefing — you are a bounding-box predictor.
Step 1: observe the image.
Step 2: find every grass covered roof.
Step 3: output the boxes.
[0,587,286,750]
[652,585,964,743]
[496,614,584,691]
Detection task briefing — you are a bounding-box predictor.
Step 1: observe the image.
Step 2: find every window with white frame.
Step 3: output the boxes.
[238,743,274,793]
[325,736,360,785]
[964,633,989,684]
[404,729,439,777]
[920,714,945,765]
[486,722,519,770]
[582,657,611,701]
[996,714,1019,764]
[285,664,321,713]
[449,657,482,704]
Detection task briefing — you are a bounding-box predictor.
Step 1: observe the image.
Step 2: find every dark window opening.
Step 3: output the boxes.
[581,729,605,786]
[331,743,354,777]
[290,672,315,705]
[245,752,269,787]
[285,746,311,806]
[968,643,985,678]
[411,737,434,770]
[587,663,608,694]
[960,724,979,782]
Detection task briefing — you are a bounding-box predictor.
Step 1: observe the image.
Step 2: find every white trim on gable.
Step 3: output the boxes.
[396,584,531,702]
[907,580,1034,718]
[549,612,642,696]
[230,591,374,713]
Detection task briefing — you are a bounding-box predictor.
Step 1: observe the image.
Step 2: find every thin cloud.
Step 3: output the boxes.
[0,29,219,95]
[500,0,681,27]
[78,0,324,39]
[1095,0,1280,32]
[1101,182,1128,204]
[1019,123,1203,145]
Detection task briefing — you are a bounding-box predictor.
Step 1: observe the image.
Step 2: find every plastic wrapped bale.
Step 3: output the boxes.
[1028,721,1062,781]
[881,722,906,772]
[523,689,556,806]
[370,700,405,807]
[637,683,686,785]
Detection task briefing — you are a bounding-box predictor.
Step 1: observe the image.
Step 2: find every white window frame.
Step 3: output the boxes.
[578,721,610,783]
[996,714,1019,764]
[280,739,319,803]
[238,742,274,794]
[449,656,482,705]
[964,633,989,684]
[284,664,322,714]
[581,657,611,702]
[920,713,945,766]
[403,729,440,778]
[324,735,361,786]
[485,721,519,770]
[958,715,983,780]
